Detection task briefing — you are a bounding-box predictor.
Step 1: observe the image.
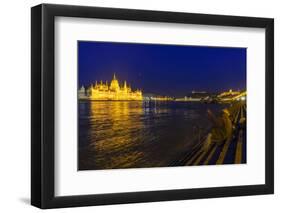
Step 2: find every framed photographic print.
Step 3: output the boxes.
[31,4,274,209]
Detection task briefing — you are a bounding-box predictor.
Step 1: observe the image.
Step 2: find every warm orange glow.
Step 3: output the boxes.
[83,74,143,101]
[217,89,240,98]
[88,101,145,168]
[219,90,247,102]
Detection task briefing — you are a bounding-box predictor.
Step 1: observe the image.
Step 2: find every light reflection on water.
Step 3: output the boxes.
[79,101,224,170]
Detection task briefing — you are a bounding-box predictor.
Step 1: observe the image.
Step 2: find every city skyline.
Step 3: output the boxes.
[78,41,246,97]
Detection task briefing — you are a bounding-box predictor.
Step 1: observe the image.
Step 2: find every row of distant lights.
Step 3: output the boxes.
[238,96,246,101]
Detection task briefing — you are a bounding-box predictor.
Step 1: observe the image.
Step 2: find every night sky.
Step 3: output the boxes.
[78,41,246,97]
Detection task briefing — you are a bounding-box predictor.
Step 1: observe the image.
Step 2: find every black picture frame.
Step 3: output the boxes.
[31,3,274,209]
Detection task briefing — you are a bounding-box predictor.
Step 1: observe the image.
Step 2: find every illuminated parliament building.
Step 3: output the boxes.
[79,74,143,101]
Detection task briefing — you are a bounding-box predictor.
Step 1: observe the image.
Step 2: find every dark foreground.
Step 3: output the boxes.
[170,102,246,166]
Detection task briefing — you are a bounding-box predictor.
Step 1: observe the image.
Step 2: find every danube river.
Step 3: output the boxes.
[78,101,225,170]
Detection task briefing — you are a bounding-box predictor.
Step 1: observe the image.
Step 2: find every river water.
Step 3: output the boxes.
[78,101,225,170]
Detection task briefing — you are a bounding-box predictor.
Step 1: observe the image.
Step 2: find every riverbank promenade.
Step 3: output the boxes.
[170,102,246,166]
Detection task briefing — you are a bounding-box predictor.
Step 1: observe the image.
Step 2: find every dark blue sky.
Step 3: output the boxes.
[78,41,246,97]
